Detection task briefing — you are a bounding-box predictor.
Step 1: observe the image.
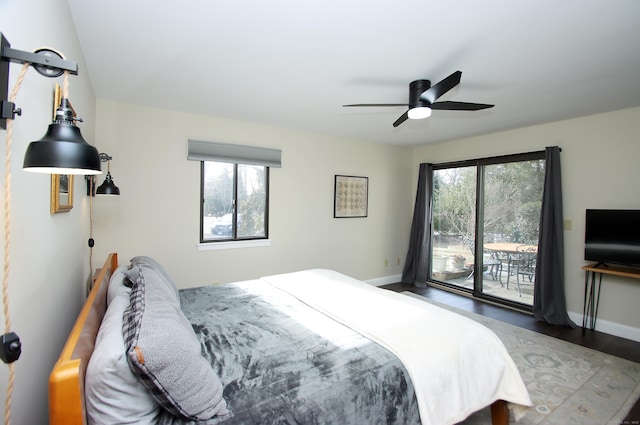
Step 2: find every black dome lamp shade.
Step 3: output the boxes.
[22,98,101,175]
[94,153,120,195]
[96,172,120,195]
[1,32,101,174]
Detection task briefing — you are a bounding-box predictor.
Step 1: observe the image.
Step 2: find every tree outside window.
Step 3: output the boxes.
[201,161,268,242]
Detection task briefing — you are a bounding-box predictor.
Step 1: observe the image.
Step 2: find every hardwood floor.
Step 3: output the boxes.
[381,282,640,422]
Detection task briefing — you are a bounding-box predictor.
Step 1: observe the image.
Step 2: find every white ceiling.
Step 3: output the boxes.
[66,0,640,147]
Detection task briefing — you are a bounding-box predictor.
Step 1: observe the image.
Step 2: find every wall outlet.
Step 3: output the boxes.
[384,259,388,267]
[396,257,401,265]
[563,219,572,231]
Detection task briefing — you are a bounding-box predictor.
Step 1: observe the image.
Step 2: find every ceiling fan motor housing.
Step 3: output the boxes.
[409,80,431,108]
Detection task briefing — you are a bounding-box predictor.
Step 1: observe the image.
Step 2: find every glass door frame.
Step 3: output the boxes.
[428,150,546,312]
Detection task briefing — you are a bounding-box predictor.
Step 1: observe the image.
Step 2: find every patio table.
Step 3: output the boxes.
[484,243,538,288]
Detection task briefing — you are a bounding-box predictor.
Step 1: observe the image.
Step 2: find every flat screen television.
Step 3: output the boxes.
[584,209,640,267]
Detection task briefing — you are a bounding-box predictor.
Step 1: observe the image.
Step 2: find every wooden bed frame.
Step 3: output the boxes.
[49,252,118,425]
[47,252,509,425]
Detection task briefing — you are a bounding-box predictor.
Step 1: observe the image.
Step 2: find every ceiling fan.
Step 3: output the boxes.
[343,71,494,127]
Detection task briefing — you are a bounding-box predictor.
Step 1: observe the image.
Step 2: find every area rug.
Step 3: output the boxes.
[401,292,640,425]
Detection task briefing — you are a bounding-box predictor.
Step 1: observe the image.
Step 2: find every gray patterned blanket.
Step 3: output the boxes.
[156,279,421,425]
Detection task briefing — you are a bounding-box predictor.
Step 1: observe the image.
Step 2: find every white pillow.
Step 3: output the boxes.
[107,265,131,305]
[86,290,160,425]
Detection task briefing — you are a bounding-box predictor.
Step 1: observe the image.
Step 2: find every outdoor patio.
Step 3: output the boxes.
[433,267,534,305]
[432,235,535,305]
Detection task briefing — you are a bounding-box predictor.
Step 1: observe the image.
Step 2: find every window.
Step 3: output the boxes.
[200,161,269,243]
[430,151,545,308]
[187,139,280,246]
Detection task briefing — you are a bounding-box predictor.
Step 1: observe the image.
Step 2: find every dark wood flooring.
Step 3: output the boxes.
[381,282,640,422]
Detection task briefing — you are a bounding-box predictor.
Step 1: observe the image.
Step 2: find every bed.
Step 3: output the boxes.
[49,253,531,425]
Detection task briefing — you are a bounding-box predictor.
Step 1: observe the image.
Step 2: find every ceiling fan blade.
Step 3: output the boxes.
[419,70,462,104]
[392,111,409,127]
[343,103,407,107]
[431,101,494,111]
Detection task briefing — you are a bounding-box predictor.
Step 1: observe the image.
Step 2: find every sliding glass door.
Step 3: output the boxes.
[430,153,545,307]
[431,166,477,290]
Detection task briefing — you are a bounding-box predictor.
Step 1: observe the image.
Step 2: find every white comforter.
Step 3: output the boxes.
[261,269,532,425]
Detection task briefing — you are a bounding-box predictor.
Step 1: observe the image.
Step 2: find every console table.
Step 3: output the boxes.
[581,263,640,335]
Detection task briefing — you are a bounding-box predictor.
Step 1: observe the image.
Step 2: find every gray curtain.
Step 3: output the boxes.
[533,146,575,327]
[401,164,433,287]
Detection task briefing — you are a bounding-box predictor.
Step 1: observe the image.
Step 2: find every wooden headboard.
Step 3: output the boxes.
[48,253,119,425]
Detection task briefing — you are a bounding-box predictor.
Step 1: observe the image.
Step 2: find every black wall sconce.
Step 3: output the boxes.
[0,31,103,370]
[1,31,101,174]
[87,153,121,196]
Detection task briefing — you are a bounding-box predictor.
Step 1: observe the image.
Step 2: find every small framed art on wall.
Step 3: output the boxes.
[334,175,368,218]
[51,174,73,214]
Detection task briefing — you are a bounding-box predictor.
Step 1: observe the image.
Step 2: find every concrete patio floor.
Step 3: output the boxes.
[434,269,534,305]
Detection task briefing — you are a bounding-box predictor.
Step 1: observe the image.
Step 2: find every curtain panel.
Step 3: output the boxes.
[533,146,575,327]
[401,163,433,287]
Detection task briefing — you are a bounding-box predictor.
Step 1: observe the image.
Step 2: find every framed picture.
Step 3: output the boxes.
[51,174,74,214]
[334,175,368,218]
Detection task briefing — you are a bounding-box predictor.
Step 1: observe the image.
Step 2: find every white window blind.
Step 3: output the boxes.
[187,140,282,168]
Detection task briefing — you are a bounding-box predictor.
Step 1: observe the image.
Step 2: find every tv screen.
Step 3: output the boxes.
[584,209,640,267]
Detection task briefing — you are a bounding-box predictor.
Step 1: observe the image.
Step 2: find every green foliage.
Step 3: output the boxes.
[203,163,233,217]
[237,165,267,237]
[203,162,267,238]
[433,167,477,241]
[433,159,545,246]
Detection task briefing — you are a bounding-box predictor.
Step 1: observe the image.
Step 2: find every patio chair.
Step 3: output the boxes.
[484,252,502,282]
[515,245,537,296]
[490,250,520,288]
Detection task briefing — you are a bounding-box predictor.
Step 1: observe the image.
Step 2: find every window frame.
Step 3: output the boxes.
[198,160,270,245]
[429,150,546,310]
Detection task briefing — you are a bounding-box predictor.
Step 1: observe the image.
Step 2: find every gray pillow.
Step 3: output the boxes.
[128,256,180,302]
[86,289,160,424]
[123,265,229,420]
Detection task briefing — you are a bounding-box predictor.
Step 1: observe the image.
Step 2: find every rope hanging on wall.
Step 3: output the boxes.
[88,174,95,294]
[2,61,30,425]
[1,56,75,424]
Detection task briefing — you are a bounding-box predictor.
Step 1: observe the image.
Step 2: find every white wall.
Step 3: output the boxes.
[0,0,97,422]
[2,3,638,423]
[412,107,640,341]
[92,100,413,287]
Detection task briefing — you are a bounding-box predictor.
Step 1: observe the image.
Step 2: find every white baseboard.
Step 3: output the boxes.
[365,274,402,287]
[568,311,640,343]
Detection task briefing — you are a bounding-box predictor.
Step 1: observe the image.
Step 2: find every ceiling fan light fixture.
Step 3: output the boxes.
[408,107,432,120]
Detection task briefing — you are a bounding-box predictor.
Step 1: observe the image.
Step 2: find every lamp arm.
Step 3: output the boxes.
[98,153,113,162]
[1,46,78,75]
[0,32,78,77]
[0,31,79,129]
